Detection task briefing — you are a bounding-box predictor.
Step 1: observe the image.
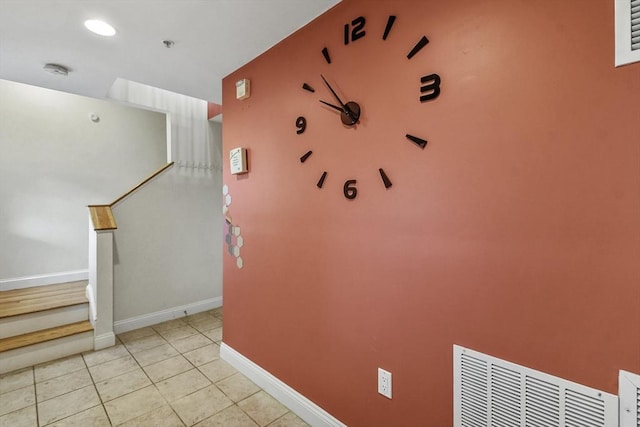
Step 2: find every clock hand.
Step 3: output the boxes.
[319,100,345,112]
[320,98,361,126]
[320,74,354,117]
[319,74,361,126]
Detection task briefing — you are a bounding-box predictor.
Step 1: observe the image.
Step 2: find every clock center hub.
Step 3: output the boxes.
[341,101,361,126]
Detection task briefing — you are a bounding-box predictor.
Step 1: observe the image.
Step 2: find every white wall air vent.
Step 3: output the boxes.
[619,370,640,427]
[615,0,640,66]
[453,345,619,427]
[633,0,640,50]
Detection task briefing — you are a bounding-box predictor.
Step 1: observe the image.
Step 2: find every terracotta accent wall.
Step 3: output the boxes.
[207,102,222,120]
[222,0,640,425]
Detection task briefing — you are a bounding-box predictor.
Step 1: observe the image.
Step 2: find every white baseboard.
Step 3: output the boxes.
[94,332,116,351]
[0,270,88,291]
[113,297,222,334]
[220,343,346,427]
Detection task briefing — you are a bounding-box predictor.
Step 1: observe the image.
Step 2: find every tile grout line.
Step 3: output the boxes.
[80,347,114,427]
[116,331,178,426]
[35,363,106,426]
[129,314,230,426]
[80,326,183,425]
[125,313,250,426]
[151,318,222,426]
[33,367,41,427]
[3,309,296,427]
[160,335,206,427]
[236,389,268,427]
[125,319,201,426]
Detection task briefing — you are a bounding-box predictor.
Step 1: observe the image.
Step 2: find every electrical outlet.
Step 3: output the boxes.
[378,368,392,399]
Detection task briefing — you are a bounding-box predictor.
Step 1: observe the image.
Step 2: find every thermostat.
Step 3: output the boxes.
[236,79,250,100]
[229,147,248,174]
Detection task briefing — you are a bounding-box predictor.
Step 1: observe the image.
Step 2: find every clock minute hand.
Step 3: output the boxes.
[320,74,353,117]
[319,100,345,112]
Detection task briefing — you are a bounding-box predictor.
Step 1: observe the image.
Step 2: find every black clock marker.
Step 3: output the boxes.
[406,134,428,149]
[297,13,444,199]
[382,15,396,40]
[317,171,327,188]
[296,116,307,134]
[344,16,366,45]
[322,47,331,64]
[420,74,441,102]
[300,151,313,163]
[407,35,429,59]
[379,168,393,189]
[343,180,358,199]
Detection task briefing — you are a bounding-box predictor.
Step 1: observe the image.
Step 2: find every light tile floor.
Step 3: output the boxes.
[0,308,309,427]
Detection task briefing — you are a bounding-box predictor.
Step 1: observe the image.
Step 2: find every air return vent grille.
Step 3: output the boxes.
[526,376,560,426]
[454,346,619,427]
[632,0,640,50]
[619,370,640,427]
[616,0,640,65]
[459,354,487,426]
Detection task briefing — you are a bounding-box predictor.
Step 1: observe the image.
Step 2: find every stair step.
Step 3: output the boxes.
[0,329,94,375]
[0,282,95,375]
[0,281,87,318]
[0,303,89,339]
[0,280,85,299]
[0,320,93,353]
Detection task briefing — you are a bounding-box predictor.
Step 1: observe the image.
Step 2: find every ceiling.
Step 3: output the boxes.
[0,0,340,104]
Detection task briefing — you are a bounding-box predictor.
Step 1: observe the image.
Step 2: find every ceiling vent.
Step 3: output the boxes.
[43,63,69,76]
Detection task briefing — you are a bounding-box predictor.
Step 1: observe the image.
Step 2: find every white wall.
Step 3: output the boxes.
[0,79,167,288]
[111,156,222,325]
[107,80,222,329]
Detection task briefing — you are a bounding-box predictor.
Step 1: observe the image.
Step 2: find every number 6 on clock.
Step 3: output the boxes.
[343,180,358,199]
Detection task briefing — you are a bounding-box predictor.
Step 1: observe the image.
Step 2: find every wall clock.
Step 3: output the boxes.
[295,14,441,200]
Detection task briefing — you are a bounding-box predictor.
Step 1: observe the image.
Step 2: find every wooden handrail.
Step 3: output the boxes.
[88,162,174,231]
[88,205,117,231]
[110,162,174,206]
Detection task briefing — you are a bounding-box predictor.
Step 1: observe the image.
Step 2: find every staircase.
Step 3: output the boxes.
[0,281,94,374]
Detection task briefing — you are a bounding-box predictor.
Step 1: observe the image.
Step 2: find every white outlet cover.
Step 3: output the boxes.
[378,368,392,399]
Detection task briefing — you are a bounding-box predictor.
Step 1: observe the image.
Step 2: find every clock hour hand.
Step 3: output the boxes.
[319,100,344,112]
[320,74,354,117]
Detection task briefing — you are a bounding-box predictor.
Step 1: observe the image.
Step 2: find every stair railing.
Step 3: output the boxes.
[87,162,174,350]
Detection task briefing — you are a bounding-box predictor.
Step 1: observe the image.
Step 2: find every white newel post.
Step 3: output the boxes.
[88,213,116,350]
[87,216,97,328]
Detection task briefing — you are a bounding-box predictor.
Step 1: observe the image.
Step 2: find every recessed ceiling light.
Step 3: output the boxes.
[84,19,116,36]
